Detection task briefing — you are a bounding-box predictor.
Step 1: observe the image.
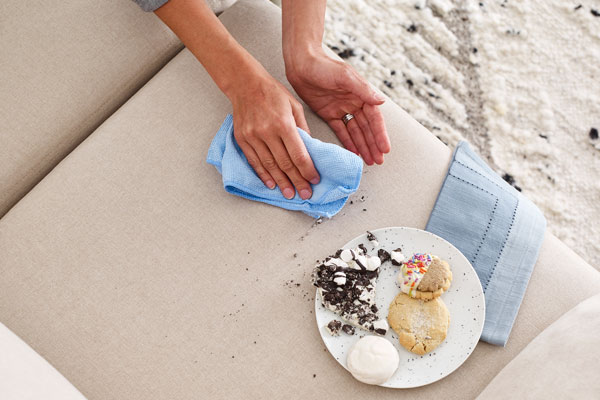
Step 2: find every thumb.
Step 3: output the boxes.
[341,68,386,105]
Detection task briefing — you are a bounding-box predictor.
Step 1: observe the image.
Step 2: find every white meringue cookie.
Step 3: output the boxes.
[346,336,399,385]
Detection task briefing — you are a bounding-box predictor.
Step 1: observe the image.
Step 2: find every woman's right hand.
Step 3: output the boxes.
[154,0,319,200]
[229,71,320,200]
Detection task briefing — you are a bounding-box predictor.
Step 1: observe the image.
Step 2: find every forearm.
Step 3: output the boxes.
[281,0,327,76]
[155,0,267,99]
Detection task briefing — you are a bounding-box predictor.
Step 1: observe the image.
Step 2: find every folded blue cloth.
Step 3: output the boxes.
[426,141,546,346]
[207,114,363,218]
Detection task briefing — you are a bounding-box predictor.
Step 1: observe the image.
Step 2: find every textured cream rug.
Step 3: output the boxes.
[323,0,600,268]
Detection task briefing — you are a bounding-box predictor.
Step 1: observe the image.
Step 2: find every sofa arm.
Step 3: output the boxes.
[476,293,600,399]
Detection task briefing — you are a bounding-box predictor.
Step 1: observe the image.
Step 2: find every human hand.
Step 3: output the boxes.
[230,70,320,200]
[285,50,390,165]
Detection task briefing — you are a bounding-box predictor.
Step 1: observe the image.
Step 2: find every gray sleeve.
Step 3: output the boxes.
[131,0,170,12]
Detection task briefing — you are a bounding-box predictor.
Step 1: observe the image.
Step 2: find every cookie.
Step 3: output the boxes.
[388,293,450,355]
[346,336,399,385]
[312,245,386,332]
[398,253,452,300]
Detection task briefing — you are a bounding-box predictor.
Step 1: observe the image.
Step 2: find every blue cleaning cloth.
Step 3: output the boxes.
[426,141,546,346]
[207,114,363,218]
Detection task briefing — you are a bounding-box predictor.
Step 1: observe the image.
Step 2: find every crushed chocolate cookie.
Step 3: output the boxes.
[574,4,582,11]
[590,127,598,140]
[366,231,377,242]
[407,23,417,33]
[312,245,383,332]
[358,243,369,255]
[342,324,356,335]
[378,249,391,263]
[326,320,343,336]
[592,9,600,16]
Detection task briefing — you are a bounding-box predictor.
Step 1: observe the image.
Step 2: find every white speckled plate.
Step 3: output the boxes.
[314,227,485,388]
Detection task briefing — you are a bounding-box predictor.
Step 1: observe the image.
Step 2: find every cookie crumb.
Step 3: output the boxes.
[589,127,598,140]
[342,324,356,335]
[502,173,522,192]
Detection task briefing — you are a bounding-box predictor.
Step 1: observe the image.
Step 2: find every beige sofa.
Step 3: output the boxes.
[1,0,598,399]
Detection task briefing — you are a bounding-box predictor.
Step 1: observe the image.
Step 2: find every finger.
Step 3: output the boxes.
[329,119,358,154]
[364,103,391,153]
[340,66,386,105]
[346,117,374,165]
[291,101,311,135]
[238,140,276,189]
[356,110,384,164]
[252,140,295,199]
[267,136,314,200]
[280,122,320,185]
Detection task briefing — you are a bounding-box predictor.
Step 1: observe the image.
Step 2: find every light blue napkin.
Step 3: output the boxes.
[426,141,546,346]
[207,114,363,218]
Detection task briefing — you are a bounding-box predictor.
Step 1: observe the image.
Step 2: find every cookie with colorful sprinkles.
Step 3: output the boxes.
[397,253,452,301]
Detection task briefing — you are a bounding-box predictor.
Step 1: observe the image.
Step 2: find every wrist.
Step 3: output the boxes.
[219,53,271,101]
[284,45,326,84]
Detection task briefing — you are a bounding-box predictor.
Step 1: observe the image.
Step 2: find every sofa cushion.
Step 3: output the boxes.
[477,293,600,399]
[0,0,182,217]
[0,323,87,400]
[0,0,598,399]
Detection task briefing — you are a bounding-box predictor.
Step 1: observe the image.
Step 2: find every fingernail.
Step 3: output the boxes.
[283,188,295,199]
[266,180,275,189]
[374,92,386,102]
[300,189,311,200]
[310,177,320,185]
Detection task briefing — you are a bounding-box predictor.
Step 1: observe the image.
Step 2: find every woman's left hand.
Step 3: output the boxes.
[285,50,391,165]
